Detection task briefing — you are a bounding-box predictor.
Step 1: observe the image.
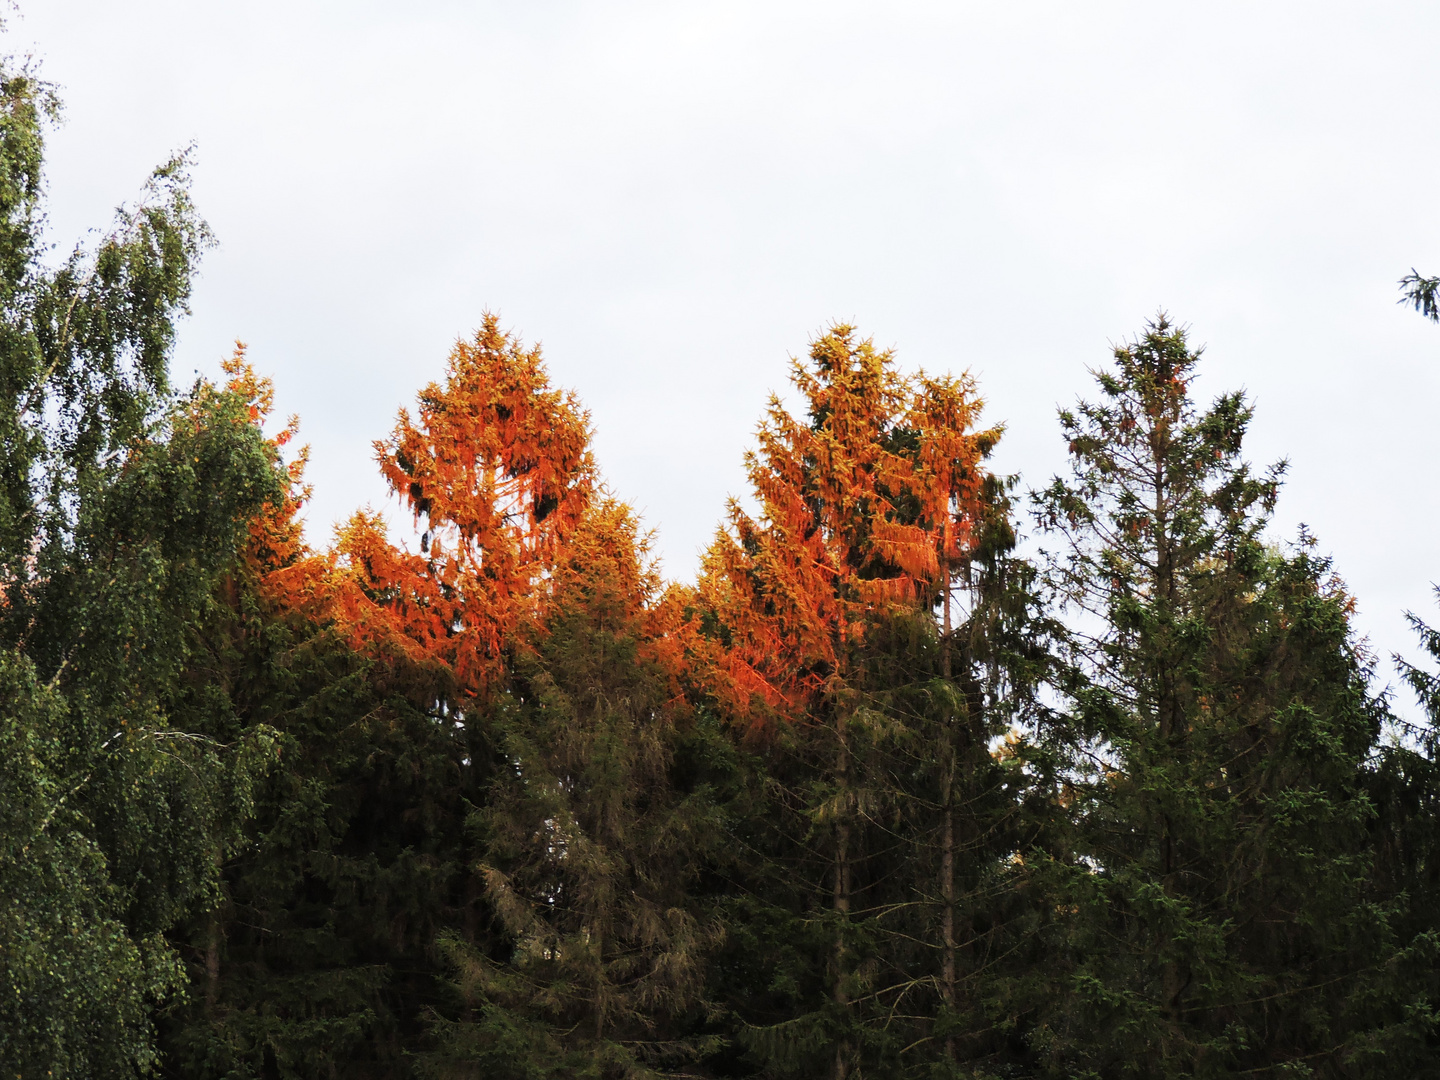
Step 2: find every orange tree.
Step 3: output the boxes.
[694,325,1000,1079]
[157,324,604,1075]
[326,318,719,1076]
[330,313,596,702]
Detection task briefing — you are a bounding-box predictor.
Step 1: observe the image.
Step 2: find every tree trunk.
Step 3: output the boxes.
[593,921,606,1043]
[205,910,220,1016]
[206,847,223,1016]
[1150,426,1188,1039]
[940,554,957,1062]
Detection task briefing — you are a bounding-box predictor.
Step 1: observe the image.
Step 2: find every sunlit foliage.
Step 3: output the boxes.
[9,45,1440,1080]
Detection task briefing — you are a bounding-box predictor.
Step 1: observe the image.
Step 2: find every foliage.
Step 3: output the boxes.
[1031,316,1397,1078]
[693,326,1012,1080]
[8,33,1440,1077]
[0,47,286,1078]
[420,501,723,1079]
[1399,268,1440,322]
[331,315,596,700]
[153,356,478,1079]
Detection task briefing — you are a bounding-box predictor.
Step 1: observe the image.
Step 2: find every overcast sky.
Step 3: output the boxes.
[18,1,1440,701]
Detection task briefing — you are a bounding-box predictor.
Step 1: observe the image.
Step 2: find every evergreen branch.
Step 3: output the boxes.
[1399,268,1440,322]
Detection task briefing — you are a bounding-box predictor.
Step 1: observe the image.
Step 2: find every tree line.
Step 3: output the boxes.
[6,54,1440,1080]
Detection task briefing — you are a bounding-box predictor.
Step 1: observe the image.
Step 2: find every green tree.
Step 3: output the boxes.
[1030,316,1395,1078]
[154,357,480,1079]
[0,50,284,1077]
[420,500,722,1079]
[0,374,284,1077]
[1356,602,1440,1077]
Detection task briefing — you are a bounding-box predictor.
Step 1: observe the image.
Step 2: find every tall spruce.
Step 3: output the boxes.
[420,499,722,1078]
[236,319,603,1076]
[694,326,1002,1078]
[1031,316,1393,1078]
[1359,601,1440,1076]
[155,355,475,1078]
[293,318,722,1077]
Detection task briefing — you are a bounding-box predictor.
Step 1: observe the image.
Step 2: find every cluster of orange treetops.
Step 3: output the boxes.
[237,314,999,735]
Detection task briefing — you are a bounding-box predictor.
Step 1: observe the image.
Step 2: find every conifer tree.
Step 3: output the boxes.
[419,499,721,1078]
[155,355,479,1078]
[161,324,613,1075]
[908,374,1008,1065]
[1399,268,1440,321]
[330,314,595,700]
[1031,316,1393,1078]
[251,317,723,1078]
[694,326,999,1079]
[1358,602,1440,1076]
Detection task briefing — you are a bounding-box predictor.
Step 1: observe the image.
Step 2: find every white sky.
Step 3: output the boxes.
[19,1,1440,701]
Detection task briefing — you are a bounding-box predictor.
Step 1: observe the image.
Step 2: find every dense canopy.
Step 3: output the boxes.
[6,44,1440,1080]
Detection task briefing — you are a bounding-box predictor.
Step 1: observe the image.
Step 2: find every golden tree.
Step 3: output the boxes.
[330,314,596,698]
[697,325,998,1079]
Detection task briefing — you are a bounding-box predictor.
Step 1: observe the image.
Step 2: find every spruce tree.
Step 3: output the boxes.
[1399,269,1440,321]
[1030,316,1393,1078]
[419,500,722,1079]
[1357,601,1440,1077]
[156,356,475,1078]
[693,326,1001,1079]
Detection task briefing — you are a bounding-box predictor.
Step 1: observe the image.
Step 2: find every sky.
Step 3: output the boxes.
[17,1,1440,703]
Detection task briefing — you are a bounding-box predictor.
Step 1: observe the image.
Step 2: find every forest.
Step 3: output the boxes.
[7,50,1440,1080]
